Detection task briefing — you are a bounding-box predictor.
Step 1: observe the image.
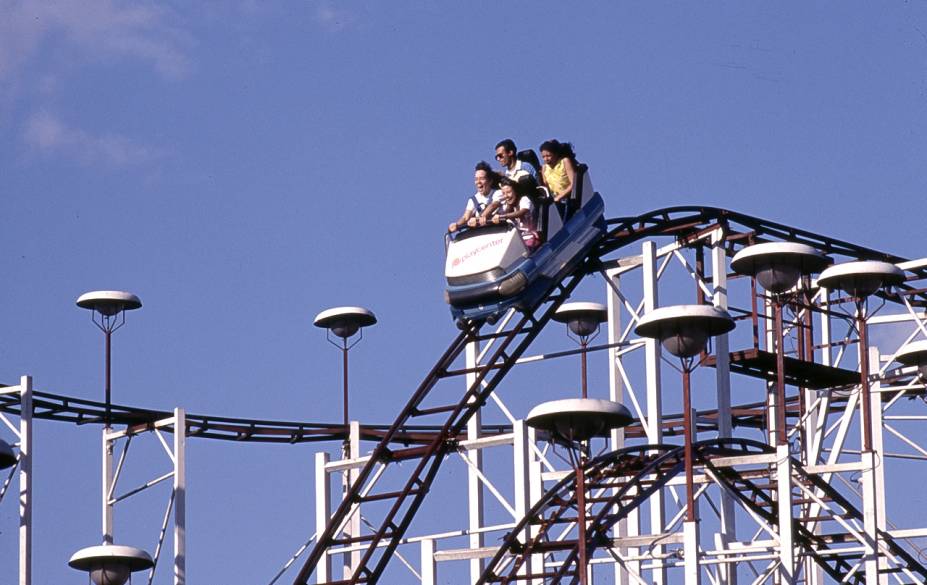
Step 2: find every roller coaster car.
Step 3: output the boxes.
[444,165,606,327]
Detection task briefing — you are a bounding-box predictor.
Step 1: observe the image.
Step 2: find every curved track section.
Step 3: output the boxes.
[475,444,685,584]
[603,206,927,305]
[0,386,511,445]
[479,439,927,584]
[0,384,820,444]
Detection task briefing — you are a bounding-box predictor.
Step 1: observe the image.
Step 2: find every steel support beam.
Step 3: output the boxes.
[421,539,436,585]
[19,376,32,585]
[869,348,889,585]
[102,426,114,545]
[466,340,485,583]
[711,229,736,585]
[315,452,331,582]
[683,520,700,585]
[606,268,640,585]
[174,408,186,585]
[512,419,535,582]
[642,241,666,585]
[775,444,794,584]
[343,421,361,579]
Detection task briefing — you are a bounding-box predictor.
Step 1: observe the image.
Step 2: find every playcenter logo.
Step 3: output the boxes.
[452,237,505,267]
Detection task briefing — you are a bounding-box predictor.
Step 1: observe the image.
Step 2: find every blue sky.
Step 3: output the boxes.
[3,2,927,583]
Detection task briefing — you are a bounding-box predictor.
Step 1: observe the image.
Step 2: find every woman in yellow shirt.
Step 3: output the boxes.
[539,139,578,218]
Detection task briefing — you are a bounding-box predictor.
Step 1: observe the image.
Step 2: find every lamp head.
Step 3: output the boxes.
[818,261,906,299]
[314,306,377,340]
[76,291,142,317]
[553,302,608,338]
[731,242,831,295]
[635,305,736,359]
[527,398,633,445]
[69,545,154,585]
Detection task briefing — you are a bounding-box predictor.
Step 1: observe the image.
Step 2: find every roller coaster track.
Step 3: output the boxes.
[2,206,925,583]
[291,206,927,584]
[478,438,927,584]
[602,206,927,305]
[475,443,686,584]
[704,441,927,584]
[0,382,849,444]
[0,386,512,445]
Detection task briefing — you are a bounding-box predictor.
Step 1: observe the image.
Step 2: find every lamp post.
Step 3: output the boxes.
[553,302,608,398]
[731,242,831,445]
[818,261,905,452]
[72,291,152,585]
[313,306,377,428]
[76,291,142,430]
[76,291,142,547]
[526,398,633,585]
[634,305,735,525]
[313,306,377,579]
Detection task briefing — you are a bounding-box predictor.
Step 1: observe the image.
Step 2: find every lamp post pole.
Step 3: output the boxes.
[105,328,113,428]
[575,451,589,585]
[553,303,607,402]
[341,338,350,427]
[580,337,588,399]
[773,299,788,446]
[856,300,873,452]
[681,364,696,522]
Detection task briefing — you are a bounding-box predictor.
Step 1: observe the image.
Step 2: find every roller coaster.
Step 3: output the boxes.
[4,199,927,584]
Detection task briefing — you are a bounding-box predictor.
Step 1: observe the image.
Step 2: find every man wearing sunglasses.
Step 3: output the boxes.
[494,138,537,180]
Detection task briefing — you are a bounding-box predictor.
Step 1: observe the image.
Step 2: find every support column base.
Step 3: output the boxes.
[683,520,700,585]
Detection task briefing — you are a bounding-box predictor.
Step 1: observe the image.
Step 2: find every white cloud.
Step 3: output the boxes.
[0,0,192,82]
[315,3,357,32]
[2,1,187,166]
[23,109,160,166]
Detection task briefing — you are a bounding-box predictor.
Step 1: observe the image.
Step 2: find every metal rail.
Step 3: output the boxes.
[0,384,842,445]
[0,387,511,445]
[600,206,927,304]
[476,444,684,584]
[479,438,927,584]
[703,440,927,584]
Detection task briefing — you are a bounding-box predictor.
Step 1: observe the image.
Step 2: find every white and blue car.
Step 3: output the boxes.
[445,167,606,326]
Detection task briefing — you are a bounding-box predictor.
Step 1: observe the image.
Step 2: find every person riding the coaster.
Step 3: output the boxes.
[474,177,540,251]
[448,161,503,233]
[539,139,578,220]
[495,138,537,180]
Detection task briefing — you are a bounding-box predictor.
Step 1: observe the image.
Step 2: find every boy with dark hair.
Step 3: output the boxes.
[494,138,537,180]
[448,161,502,233]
